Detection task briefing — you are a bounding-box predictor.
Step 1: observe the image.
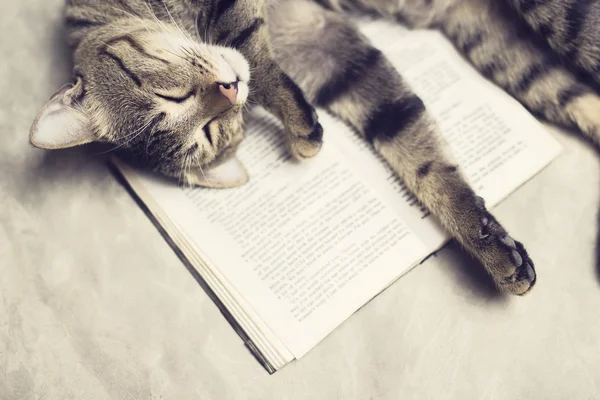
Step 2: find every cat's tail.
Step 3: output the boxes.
[312,0,600,146]
[506,0,600,86]
[439,0,600,147]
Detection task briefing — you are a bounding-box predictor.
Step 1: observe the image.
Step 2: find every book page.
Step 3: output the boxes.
[332,20,563,250]
[124,109,429,361]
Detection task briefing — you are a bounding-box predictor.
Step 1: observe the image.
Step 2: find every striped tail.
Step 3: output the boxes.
[306,0,600,146]
[506,0,600,86]
[441,0,600,147]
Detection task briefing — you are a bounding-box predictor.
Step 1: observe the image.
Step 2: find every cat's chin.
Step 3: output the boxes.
[186,155,249,189]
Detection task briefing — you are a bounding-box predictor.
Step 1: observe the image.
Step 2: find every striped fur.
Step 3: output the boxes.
[315,0,600,146]
[506,0,600,85]
[268,0,535,295]
[35,0,600,294]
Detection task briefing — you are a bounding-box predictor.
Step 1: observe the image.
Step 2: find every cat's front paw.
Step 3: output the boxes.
[289,121,323,160]
[476,214,536,295]
[493,236,536,295]
[469,197,536,295]
[565,92,600,148]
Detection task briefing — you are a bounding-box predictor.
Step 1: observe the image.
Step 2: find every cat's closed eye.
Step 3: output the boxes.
[154,89,196,103]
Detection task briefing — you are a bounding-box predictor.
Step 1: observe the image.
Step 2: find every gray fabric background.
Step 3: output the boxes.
[2,1,600,399]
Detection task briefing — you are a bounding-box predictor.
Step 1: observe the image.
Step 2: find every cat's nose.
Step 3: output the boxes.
[218,81,238,105]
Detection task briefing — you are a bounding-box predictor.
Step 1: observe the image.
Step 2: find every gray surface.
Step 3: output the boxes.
[2,1,600,399]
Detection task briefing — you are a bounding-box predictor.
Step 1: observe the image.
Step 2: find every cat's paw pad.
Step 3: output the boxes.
[472,197,536,295]
[289,122,323,160]
[494,236,536,295]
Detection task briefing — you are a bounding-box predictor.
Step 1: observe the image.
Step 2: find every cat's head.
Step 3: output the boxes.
[31,20,251,188]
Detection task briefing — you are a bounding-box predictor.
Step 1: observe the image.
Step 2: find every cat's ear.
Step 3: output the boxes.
[30,79,96,150]
[187,153,249,189]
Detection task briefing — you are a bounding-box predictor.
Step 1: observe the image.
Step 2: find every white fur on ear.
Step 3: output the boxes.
[187,155,249,189]
[30,83,95,150]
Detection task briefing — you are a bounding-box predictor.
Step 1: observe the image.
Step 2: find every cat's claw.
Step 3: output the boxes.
[474,197,536,295]
[494,236,536,295]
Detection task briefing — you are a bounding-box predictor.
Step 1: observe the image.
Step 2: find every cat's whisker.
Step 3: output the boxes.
[185,152,193,188]
[246,86,258,98]
[243,103,254,114]
[159,36,186,59]
[107,125,148,145]
[181,47,195,58]
[142,0,184,49]
[108,5,142,21]
[98,40,121,53]
[142,0,162,24]
[186,152,195,188]
[145,127,157,157]
[196,11,213,46]
[162,48,188,61]
[178,152,189,187]
[118,118,154,141]
[95,118,154,155]
[197,162,212,188]
[203,22,213,46]
[184,155,191,188]
[160,32,190,60]
[184,47,211,71]
[115,10,162,37]
[182,155,188,188]
[161,2,193,42]
[194,13,204,41]
[187,153,195,188]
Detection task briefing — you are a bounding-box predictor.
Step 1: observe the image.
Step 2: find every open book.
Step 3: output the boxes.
[111,20,562,373]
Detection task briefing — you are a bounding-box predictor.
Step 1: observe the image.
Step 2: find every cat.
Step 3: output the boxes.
[29,0,600,296]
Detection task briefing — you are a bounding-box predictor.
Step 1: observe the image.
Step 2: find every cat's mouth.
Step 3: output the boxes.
[200,108,236,148]
[202,117,217,141]
[206,100,244,126]
[202,109,231,134]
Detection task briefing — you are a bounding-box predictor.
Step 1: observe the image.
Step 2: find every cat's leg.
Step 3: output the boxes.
[203,0,323,160]
[269,0,535,295]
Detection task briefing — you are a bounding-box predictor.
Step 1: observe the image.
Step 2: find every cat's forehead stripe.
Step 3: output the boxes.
[106,35,171,65]
[100,49,142,87]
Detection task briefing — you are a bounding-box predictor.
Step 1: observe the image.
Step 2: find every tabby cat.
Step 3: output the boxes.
[30,0,600,295]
